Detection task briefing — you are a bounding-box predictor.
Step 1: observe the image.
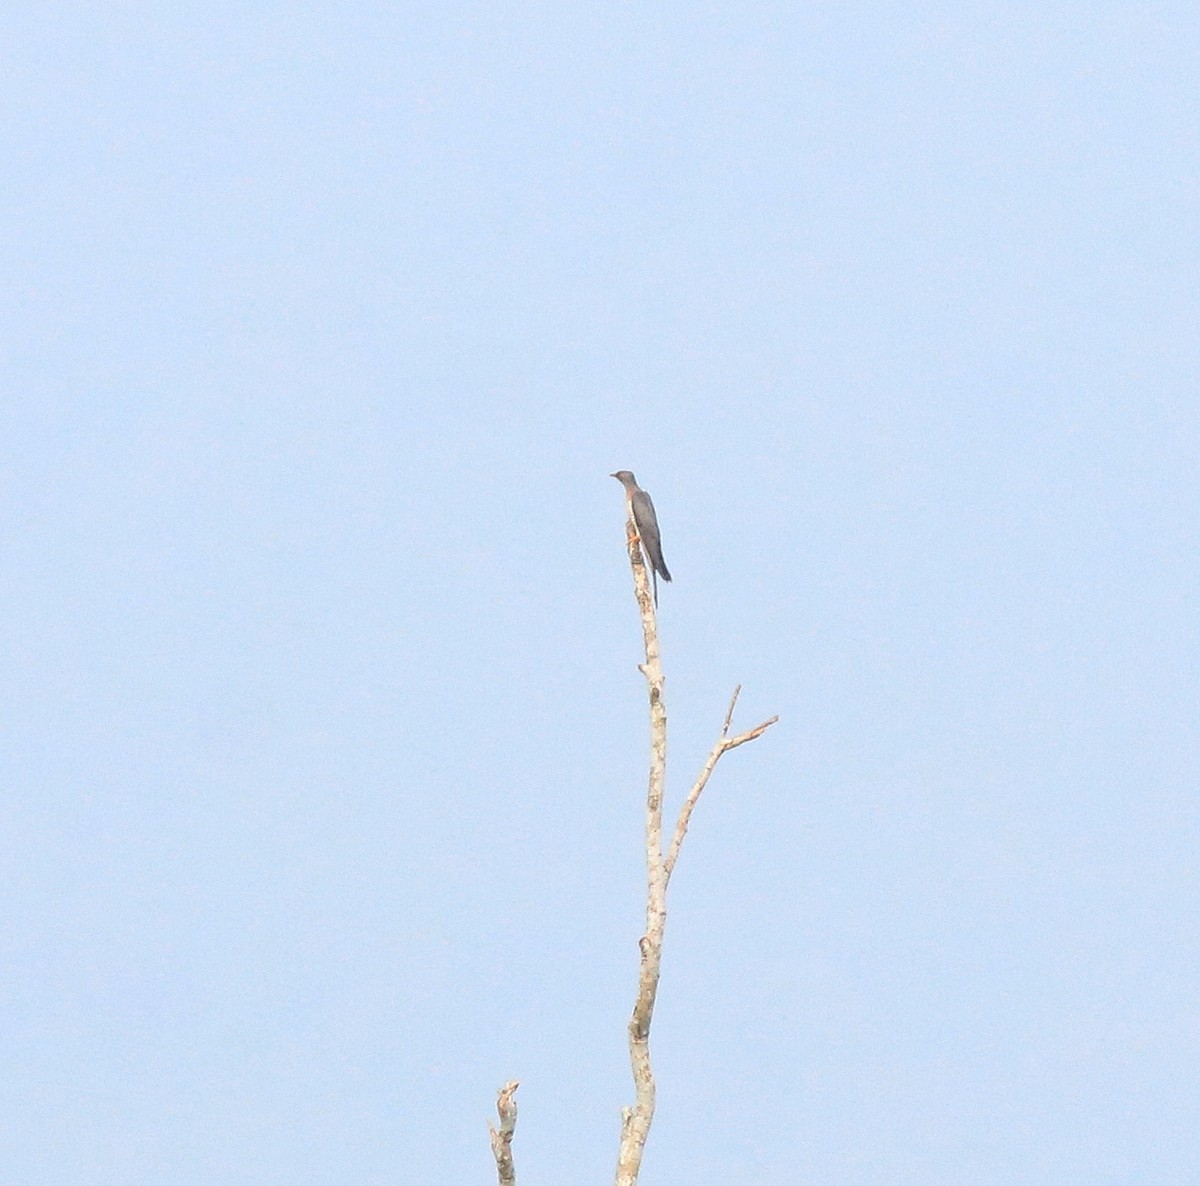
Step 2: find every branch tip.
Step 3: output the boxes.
[722,686,742,734]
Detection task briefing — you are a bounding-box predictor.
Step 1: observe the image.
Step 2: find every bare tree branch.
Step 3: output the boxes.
[482,504,775,1185]
[615,512,666,1186]
[613,509,776,1186]
[664,692,778,885]
[488,1080,519,1186]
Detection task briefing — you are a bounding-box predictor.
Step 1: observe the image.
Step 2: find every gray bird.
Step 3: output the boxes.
[611,470,672,604]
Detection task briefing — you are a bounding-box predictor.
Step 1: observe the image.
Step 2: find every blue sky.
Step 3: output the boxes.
[3,4,1198,1183]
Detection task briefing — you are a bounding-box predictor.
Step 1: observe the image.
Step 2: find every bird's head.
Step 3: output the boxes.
[610,470,637,487]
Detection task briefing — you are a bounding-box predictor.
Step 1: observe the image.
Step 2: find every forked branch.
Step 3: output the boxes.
[665,686,779,883]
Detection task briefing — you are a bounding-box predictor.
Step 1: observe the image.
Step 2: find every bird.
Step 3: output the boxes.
[611,470,672,604]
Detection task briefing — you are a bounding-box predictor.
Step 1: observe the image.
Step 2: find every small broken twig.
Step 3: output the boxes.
[488,1080,519,1186]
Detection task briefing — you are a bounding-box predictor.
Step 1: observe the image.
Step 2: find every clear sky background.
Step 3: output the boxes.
[3,4,1198,1184]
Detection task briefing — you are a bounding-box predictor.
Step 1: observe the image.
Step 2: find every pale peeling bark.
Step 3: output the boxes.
[614,510,777,1186]
[488,1080,519,1186]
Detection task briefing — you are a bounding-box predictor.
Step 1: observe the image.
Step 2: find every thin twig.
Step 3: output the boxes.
[722,685,742,733]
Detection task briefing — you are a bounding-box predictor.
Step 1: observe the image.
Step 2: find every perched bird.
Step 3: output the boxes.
[611,470,672,604]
